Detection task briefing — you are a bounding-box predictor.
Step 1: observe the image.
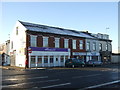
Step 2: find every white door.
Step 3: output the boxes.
[55,56,59,66]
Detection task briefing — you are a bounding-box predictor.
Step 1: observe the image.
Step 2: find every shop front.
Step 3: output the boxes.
[86,52,100,62]
[28,47,70,68]
[72,52,86,62]
[73,52,100,62]
[100,51,112,63]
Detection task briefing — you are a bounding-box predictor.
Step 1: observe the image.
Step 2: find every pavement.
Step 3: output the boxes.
[1,63,119,71]
[1,66,46,71]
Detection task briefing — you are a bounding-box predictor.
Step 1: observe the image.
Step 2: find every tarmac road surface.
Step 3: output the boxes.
[2,64,120,89]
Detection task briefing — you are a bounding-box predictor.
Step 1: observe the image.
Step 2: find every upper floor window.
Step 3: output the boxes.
[87,42,90,50]
[43,37,48,47]
[30,35,37,47]
[55,38,59,48]
[106,43,108,51]
[93,42,96,51]
[109,43,112,51]
[72,40,76,49]
[64,39,68,48]
[16,27,18,35]
[99,43,102,51]
[79,40,83,49]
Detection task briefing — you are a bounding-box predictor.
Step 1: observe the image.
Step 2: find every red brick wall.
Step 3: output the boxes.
[26,34,30,68]
[37,36,43,47]
[49,36,54,48]
[26,32,86,52]
[60,37,64,48]
[26,31,86,61]
[72,38,86,52]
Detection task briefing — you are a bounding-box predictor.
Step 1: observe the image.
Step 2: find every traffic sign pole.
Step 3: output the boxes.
[28,48,32,69]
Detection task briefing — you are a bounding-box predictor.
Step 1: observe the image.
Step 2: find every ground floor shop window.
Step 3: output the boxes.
[88,56,90,60]
[79,56,84,60]
[29,55,70,67]
[31,56,35,64]
[50,56,54,63]
[65,56,69,60]
[38,56,42,63]
[92,56,98,60]
[61,56,64,62]
[44,56,48,63]
[104,56,107,60]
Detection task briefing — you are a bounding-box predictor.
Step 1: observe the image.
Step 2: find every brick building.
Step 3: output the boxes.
[10,20,111,68]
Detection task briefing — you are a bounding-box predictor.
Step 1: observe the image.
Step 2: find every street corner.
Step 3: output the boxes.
[2,66,12,70]
[2,66,25,71]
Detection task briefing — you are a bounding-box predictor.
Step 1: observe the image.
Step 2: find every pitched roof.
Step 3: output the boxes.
[19,20,94,39]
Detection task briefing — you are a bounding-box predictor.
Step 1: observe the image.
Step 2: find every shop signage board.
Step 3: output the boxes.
[29,47,69,52]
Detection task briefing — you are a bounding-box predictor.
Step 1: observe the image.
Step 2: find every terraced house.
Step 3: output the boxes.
[82,32,112,63]
[10,20,112,68]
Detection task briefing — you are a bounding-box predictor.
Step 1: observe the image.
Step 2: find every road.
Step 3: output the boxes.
[2,64,120,89]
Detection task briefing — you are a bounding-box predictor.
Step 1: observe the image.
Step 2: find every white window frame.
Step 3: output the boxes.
[99,43,102,51]
[93,42,96,51]
[106,43,108,51]
[72,40,76,49]
[55,38,60,48]
[30,35,37,47]
[43,37,48,47]
[79,40,83,49]
[87,42,90,50]
[64,39,68,48]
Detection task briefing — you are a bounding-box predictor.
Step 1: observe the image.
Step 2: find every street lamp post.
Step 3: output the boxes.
[106,27,110,63]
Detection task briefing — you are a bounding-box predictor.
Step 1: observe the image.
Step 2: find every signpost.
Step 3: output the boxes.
[28,48,32,53]
[28,48,32,68]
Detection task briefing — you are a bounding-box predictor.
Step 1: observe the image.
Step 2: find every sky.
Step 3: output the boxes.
[0,1,118,53]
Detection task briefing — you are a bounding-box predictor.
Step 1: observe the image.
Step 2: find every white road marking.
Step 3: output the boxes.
[4,76,48,81]
[72,74,101,79]
[41,83,71,88]
[2,79,59,88]
[82,80,120,89]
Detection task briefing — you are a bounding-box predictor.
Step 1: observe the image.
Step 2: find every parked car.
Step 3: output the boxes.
[86,60,103,67]
[65,58,85,68]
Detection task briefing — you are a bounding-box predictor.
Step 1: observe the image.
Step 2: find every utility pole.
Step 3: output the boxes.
[106,27,110,63]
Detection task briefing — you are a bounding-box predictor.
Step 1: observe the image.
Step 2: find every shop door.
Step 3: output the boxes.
[55,56,59,66]
[50,56,54,67]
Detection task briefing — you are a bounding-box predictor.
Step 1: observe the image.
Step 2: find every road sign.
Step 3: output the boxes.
[28,48,32,53]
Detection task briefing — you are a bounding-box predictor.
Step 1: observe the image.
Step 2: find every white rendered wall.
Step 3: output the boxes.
[86,39,99,52]
[10,21,27,67]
